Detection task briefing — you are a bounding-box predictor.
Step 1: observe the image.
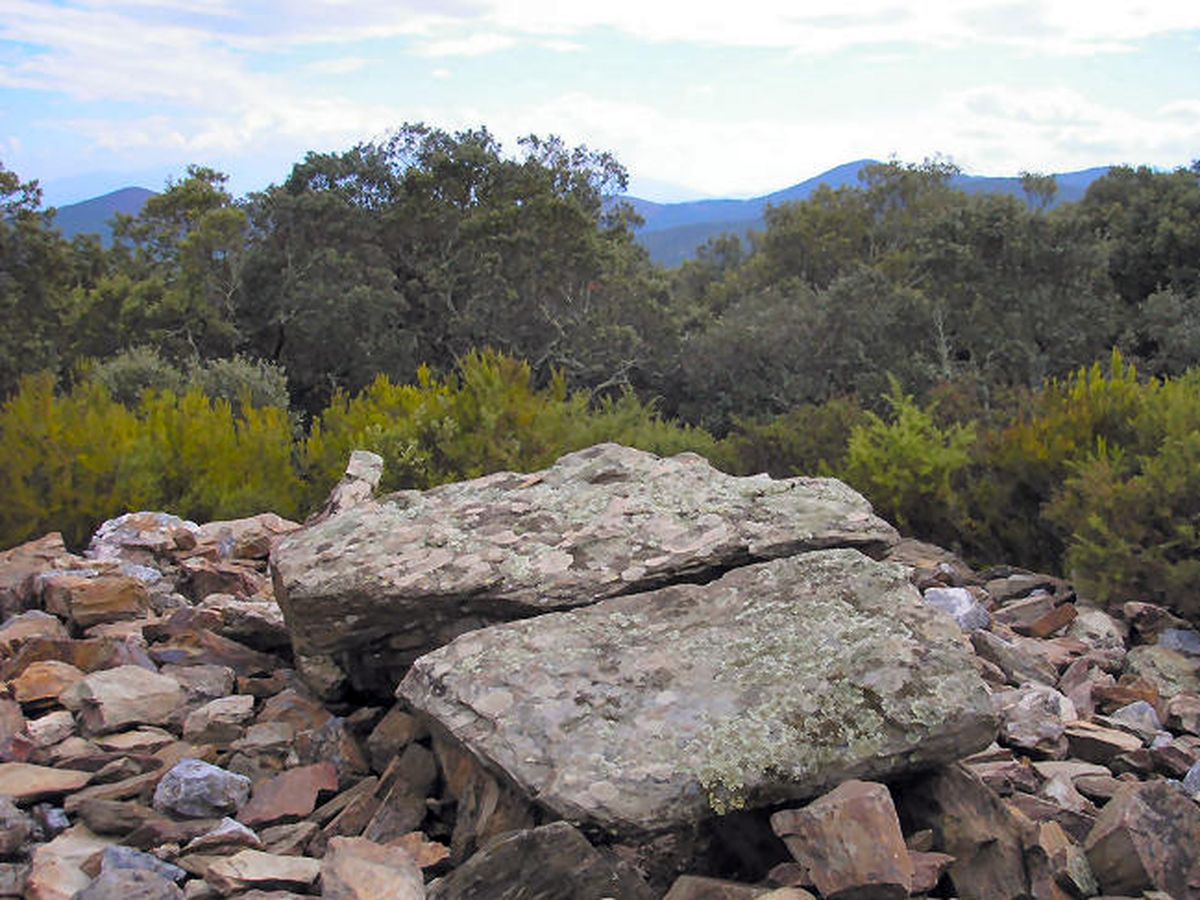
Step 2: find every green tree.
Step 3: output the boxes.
[73,166,248,362]
[0,162,74,396]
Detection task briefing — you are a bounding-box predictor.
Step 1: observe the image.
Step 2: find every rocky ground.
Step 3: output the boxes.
[0,443,1197,899]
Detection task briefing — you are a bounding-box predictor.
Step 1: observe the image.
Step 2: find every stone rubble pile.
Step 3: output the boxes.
[0,443,1193,899]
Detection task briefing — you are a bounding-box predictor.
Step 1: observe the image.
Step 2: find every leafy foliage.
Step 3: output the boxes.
[302,349,714,508]
[841,381,975,546]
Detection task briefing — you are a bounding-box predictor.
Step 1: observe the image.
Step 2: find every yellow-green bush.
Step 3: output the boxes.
[302,350,714,508]
[964,350,1150,569]
[840,380,975,548]
[0,375,301,549]
[1045,371,1200,614]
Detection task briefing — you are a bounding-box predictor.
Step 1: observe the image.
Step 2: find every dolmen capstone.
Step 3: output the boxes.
[272,443,902,697]
[272,443,997,839]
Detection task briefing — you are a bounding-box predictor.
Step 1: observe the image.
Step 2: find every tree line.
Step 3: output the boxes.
[3,127,1200,615]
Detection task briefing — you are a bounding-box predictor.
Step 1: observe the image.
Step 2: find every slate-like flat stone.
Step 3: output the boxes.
[400,549,995,836]
[275,444,899,696]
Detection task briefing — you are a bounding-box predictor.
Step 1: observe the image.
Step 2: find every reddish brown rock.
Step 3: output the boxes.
[1026,820,1097,900]
[11,660,85,706]
[0,762,91,803]
[195,595,289,653]
[0,610,69,655]
[25,824,113,900]
[907,851,954,895]
[24,710,75,748]
[195,514,300,561]
[1084,780,1200,898]
[994,684,1076,759]
[293,717,368,787]
[1064,720,1144,765]
[1167,692,1200,735]
[770,780,913,900]
[388,831,450,869]
[148,628,277,676]
[0,796,32,856]
[661,875,778,899]
[61,665,185,734]
[320,836,424,900]
[203,849,320,895]
[237,762,338,827]
[365,706,425,773]
[1021,603,1078,640]
[897,764,1030,900]
[182,695,255,745]
[971,630,1059,685]
[0,532,71,618]
[0,699,25,762]
[180,558,266,603]
[42,574,150,630]
[2,636,154,681]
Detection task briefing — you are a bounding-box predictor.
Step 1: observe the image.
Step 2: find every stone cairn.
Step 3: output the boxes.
[0,443,1196,899]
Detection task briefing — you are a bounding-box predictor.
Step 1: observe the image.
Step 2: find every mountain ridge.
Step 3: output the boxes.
[49,162,1113,265]
[623,160,1111,266]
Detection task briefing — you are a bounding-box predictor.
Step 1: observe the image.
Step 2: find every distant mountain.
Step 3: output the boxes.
[624,161,1111,267]
[51,187,155,245]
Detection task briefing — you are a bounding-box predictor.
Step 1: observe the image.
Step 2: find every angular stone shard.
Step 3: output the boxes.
[400,550,995,836]
[1084,780,1200,898]
[276,443,899,695]
[61,665,185,735]
[425,821,655,900]
[770,780,913,900]
[320,836,424,900]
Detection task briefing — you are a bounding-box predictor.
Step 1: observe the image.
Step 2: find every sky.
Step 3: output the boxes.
[1,1,1198,207]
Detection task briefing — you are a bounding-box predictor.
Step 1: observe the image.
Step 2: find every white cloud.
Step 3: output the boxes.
[306,56,371,75]
[432,67,453,79]
[415,32,516,57]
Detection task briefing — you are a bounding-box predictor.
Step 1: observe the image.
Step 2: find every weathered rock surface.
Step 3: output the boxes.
[276,444,900,695]
[320,836,424,900]
[153,759,251,819]
[401,549,995,834]
[770,780,913,900]
[426,821,654,900]
[61,665,186,734]
[1084,780,1200,897]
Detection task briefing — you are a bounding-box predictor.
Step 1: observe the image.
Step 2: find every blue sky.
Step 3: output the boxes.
[1,1,1198,206]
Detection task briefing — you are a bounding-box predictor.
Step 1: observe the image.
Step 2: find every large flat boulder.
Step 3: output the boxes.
[273,444,899,696]
[399,549,995,837]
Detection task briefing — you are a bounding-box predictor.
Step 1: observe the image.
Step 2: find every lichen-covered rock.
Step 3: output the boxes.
[275,443,899,696]
[400,549,994,836]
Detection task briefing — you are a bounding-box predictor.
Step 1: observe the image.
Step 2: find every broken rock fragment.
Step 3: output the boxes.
[1084,780,1200,898]
[153,759,251,819]
[770,780,913,900]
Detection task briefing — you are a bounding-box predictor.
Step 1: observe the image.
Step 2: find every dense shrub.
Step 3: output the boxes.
[963,350,1148,569]
[1045,370,1200,615]
[187,355,291,416]
[302,349,715,509]
[714,397,868,477]
[0,374,301,548]
[86,346,186,406]
[841,380,975,547]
